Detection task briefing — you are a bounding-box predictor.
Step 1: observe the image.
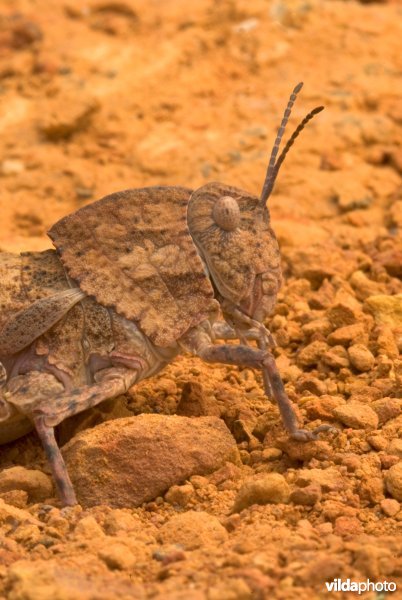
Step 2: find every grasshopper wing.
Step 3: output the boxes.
[48,186,217,347]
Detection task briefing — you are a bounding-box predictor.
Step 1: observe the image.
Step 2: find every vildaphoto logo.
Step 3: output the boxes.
[325,579,397,594]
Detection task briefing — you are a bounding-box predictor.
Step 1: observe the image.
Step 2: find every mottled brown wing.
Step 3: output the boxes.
[48,186,216,347]
[0,250,70,332]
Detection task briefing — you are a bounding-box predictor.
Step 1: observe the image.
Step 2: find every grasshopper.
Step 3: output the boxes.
[0,83,330,506]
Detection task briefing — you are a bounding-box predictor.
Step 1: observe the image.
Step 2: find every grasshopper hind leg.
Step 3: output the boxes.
[5,368,140,506]
[34,415,77,506]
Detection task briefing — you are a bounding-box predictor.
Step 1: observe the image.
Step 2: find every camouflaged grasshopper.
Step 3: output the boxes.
[0,83,329,506]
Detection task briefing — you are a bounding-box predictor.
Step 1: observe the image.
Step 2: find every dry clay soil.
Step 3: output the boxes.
[0,1,402,599]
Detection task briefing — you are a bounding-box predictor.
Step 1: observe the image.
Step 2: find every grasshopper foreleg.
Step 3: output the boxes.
[184,327,332,441]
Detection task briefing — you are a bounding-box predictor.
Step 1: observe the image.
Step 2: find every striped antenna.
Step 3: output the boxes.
[259,84,324,207]
[268,106,324,194]
[260,82,303,206]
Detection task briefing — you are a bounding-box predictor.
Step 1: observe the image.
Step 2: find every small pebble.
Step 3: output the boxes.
[380,498,400,517]
[385,463,402,501]
[327,323,365,346]
[327,301,361,328]
[232,474,290,512]
[322,345,350,369]
[103,510,142,535]
[365,294,402,327]
[380,454,400,470]
[296,375,327,396]
[371,398,402,425]
[366,434,388,451]
[295,467,344,492]
[74,516,105,538]
[262,448,283,462]
[387,438,402,458]
[0,499,41,527]
[165,484,194,507]
[0,159,25,175]
[334,402,378,430]
[297,341,328,367]
[158,511,228,550]
[334,516,364,537]
[0,490,28,509]
[348,344,375,372]
[98,543,137,571]
[301,318,332,337]
[0,467,52,503]
[189,475,209,489]
[332,180,373,212]
[304,394,344,421]
[290,483,322,506]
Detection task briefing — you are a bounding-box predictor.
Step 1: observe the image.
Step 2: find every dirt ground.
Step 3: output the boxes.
[0,0,402,599]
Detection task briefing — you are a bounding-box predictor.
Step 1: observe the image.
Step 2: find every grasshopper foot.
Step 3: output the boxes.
[290,424,338,442]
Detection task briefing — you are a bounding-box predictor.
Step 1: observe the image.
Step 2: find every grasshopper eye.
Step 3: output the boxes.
[212,196,240,231]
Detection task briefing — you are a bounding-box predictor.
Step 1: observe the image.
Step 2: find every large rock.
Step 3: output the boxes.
[63,415,239,508]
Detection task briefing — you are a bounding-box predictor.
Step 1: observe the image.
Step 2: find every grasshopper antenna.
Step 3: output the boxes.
[260,82,303,206]
[260,82,324,206]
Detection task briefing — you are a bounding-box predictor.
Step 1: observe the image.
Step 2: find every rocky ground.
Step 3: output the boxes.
[0,0,401,598]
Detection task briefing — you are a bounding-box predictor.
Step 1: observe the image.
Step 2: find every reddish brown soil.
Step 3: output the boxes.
[0,1,401,599]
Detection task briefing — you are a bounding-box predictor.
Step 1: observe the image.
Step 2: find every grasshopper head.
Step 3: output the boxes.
[187,83,323,330]
[187,182,281,329]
